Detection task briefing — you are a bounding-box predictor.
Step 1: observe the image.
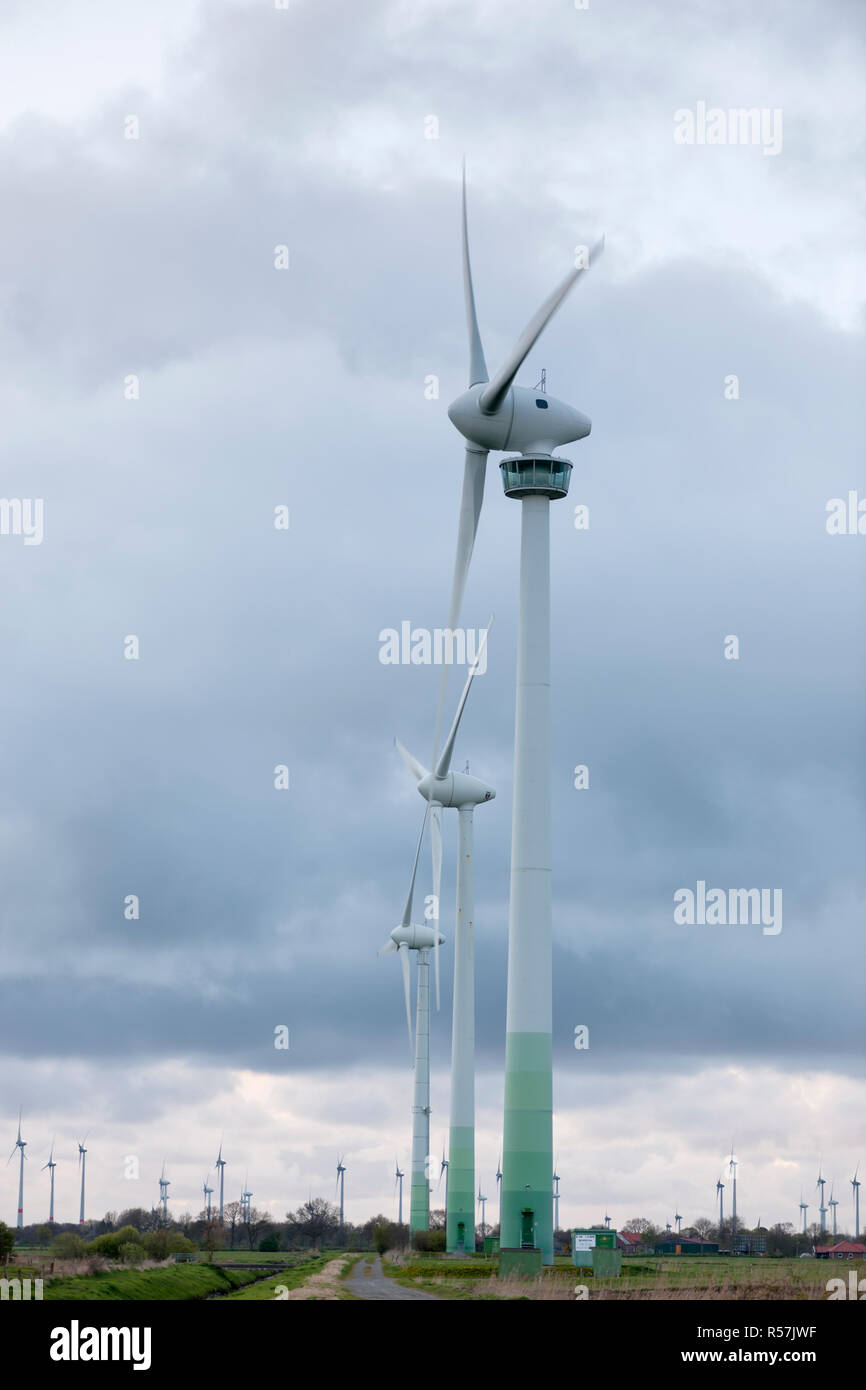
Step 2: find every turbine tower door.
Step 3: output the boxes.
[520,1208,535,1249]
[456,1221,465,1253]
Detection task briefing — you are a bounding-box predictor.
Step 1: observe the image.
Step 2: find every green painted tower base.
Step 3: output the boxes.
[498,1248,542,1279]
[446,1125,474,1252]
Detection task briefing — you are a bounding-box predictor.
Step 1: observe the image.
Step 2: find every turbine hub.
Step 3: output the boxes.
[390,922,445,950]
[418,771,495,808]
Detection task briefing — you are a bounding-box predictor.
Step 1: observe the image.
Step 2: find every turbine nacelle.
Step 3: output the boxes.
[389,922,445,951]
[448,383,591,457]
[417,770,495,809]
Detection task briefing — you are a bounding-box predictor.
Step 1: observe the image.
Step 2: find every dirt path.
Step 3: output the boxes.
[348,1257,441,1301]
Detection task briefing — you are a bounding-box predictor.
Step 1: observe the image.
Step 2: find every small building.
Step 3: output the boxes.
[814,1240,866,1260]
[617,1231,644,1255]
[654,1235,719,1256]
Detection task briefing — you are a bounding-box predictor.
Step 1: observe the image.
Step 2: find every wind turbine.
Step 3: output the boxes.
[728,1148,738,1250]
[7,1113,26,1229]
[828,1184,838,1240]
[43,1140,57,1223]
[798,1192,808,1235]
[852,1164,861,1240]
[242,1180,253,1222]
[379,812,445,1238]
[335,1158,346,1226]
[445,168,603,1265]
[395,1159,405,1225]
[552,1165,560,1233]
[604,1213,611,1229]
[203,1174,213,1221]
[716,1176,725,1236]
[77,1137,88,1226]
[477,1185,487,1243]
[158,1162,170,1225]
[395,618,494,1255]
[215,1142,226,1223]
[675,1209,683,1234]
[816,1163,827,1234]
[437,1146,449,1214]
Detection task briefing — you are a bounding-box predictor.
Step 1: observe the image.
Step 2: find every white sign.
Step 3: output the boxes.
[573,1234,595,1251]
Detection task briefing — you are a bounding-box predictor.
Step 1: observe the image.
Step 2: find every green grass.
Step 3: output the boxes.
[44,1263,261,1301]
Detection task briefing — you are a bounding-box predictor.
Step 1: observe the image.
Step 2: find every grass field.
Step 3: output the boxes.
[384,1254,861,1301]
[43,1263,262,1301]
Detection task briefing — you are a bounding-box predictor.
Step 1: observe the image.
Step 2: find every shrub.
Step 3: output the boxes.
[51,1233,87,1260]
[413,1229,447,1253]
[259,1234,280,1252]
[88,1226,143,1259]
[119,1242,144,1265]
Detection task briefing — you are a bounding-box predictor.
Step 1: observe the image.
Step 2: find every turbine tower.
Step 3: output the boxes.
[447,169,602,1265]
[396,619,494,1254]
[716,1176,724,1236]
[43,1140,57,1223]
[395,1159,405,1225]
[203,1175,213,1221]
[799,1192,807,1235]
[215,1143,226,1223]
[604,1213,611,1229]
[477,1185,487,1243]
[816,1165,827,1234]
[852,1164,861,1240]
[158,1162,170,1225]
[552,1166,560,1233]
[496,1153,502,1228]
[242,1181,253,1222]
[77,1138,88,1226]
[675,1209,683,1234]
[336,1159,346,1226]
[828,1185,838,1240]
[728,1149,738,1251]
[379,811,445,1237]
[7,1114,26,1229]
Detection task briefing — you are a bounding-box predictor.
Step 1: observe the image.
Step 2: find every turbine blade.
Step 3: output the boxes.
[435,615,493,779]
[479,237,604,415]
[430,804,442,1010]
[431,447,488,764]
[400,944,413,1059]
[401,805,430,928]
[394,737,428,784]
[378,940,398,957]
[462,163,488,388]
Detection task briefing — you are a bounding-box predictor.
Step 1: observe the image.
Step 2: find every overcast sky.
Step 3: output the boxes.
[0,0,863,1234]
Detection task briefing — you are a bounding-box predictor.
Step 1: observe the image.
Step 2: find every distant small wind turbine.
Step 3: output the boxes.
[43,1140,57,1223]
[7,1113,26,1229]
[852,1164,861,1240]
[77,1136,88,1226]
[158,1162,170,1225]
[215,1142,226,1223]
[336,1158,346,1226]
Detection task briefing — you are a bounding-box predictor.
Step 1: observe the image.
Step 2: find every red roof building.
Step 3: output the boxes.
[814,1240,866,1259]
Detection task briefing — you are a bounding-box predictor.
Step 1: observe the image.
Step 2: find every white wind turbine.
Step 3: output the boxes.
[77,1137,88,1226]
[439,168,602,1263]
[395,618,494,1253]
[43,1140,57,1224]
[7,1113,26,1229]
[379,809,444,1236]
[203,1174,213,1221]
[335,1159,346,1226]
[158,1162,170,1225]
[215,1142,226,1223]
[852,1163,861,1240]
